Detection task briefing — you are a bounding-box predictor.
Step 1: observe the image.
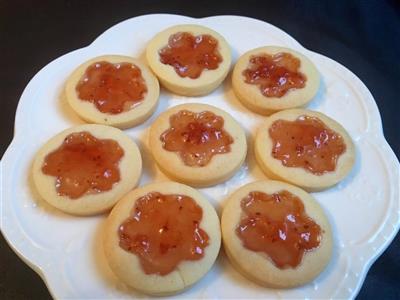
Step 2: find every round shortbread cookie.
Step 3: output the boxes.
[149,103,247,187]
[232,46,320,115]
[146,24,231,96]
[65,55,159,129]
[103,181,221,295]
[221,180,333,288]
[32,124,142,215]
[255,109,355,191]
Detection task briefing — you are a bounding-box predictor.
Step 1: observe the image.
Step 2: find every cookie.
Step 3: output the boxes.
[255,109,355,191]
[65,55,159,129]
[232,46,320,115]
[221,180,333,288]
[103,181,221,295]
[32,124,142,215]
[146,24,231,96]
[149,103,247,187]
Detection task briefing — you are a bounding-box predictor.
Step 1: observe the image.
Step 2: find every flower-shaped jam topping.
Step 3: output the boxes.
[160,110,234,167]
[269,116,346,175]
[159,32,223,79]
[42,131,124,199]
[237,190,322,269]
[76,61,147,114]
[243,52,307,98]
[118,192,209,275]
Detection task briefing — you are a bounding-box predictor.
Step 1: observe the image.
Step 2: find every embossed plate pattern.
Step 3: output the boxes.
[1,14,399,299]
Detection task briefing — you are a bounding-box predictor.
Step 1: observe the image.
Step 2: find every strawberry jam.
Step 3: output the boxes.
[269,116,346,175]
[243,52,306,98]
[42,131,124,199]
[160,110,233,167]
[159,32,222,79]
[237,190,321,269]
[76,61,147,114]
[118,192,209,275]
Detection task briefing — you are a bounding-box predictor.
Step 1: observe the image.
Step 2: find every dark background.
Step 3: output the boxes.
[1,0,399,299]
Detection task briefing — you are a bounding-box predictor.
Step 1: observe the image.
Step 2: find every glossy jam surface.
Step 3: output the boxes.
[243,52,306,98]
[269,116,346,175]
[118,192,209,275]
[76,61,147,114]
[42,131,124,199]
[237,190,322,269]
[159,32,223,79]
[160,110,233,167]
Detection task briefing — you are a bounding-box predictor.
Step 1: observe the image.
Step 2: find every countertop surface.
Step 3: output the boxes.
[1,1,399,299]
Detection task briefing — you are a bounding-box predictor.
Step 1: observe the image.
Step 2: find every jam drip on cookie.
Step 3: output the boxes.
[76,61,147,114]
[243,52,306,98]
[159,32,222,79]
[42,131,124,199]
[269,116,346,175]
[237,190,321,269]
[118,192,209,275]
[160,110,234,167]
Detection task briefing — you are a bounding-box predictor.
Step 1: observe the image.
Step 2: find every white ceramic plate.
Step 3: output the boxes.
[1,14,399,299]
